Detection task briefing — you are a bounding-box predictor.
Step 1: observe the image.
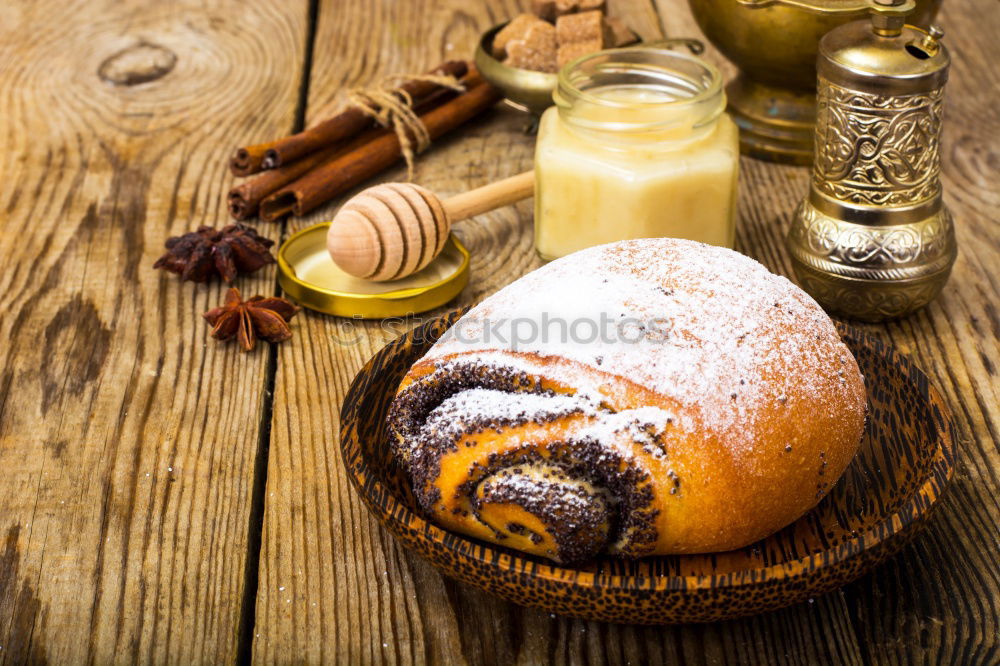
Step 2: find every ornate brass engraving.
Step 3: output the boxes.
[791,202,954,275]
[786,19,954,322]
[795,268,947,321]
[787,202,956,321]
[813,80,944,207]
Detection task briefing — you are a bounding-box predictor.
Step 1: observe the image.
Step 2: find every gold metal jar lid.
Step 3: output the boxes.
[277,222,469,319]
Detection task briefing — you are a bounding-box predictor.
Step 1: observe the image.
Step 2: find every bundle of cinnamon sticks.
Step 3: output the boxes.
[228,61,501,222]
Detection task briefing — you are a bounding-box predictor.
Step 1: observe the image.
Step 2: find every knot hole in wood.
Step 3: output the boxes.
[98,40,176,86]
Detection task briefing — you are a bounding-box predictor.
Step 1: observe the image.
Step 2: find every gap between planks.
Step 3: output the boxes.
[235,0,322,663]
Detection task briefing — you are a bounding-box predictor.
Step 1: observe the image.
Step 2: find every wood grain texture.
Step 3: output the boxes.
[834,3,1000,662]
[652,3,1000,664]
[252,2,540,661]
[0,0,995,662]
[251,0,992,664]
[0,1,307,662]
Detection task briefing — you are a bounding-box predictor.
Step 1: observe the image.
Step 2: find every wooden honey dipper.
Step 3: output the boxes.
[327,171,534,281]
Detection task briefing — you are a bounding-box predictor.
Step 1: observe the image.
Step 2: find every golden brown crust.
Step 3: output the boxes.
[387,239,867,562]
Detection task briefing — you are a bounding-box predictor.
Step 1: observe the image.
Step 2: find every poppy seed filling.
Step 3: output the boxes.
[388,360,661,562]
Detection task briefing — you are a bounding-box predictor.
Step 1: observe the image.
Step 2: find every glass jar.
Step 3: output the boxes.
[533,48,739,260]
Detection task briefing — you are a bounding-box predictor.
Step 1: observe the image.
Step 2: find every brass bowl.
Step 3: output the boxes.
[475,24,558,116]
[475,23,705,117]
[687,0,942,164]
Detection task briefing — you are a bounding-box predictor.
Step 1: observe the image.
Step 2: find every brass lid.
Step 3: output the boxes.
[277,222,469,319]
[819,19,949,94]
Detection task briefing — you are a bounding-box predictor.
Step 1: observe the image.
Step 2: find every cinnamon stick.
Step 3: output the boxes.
[259,78,501,221]
[229,144,269,179]
[229,60,469,177]
[228,79,469,220]
[228,135,366,220]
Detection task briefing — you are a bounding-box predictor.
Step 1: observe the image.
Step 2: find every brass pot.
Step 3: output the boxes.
[687,0,941,164]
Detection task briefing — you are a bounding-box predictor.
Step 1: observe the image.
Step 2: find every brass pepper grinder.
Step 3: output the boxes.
[786,0,955,322]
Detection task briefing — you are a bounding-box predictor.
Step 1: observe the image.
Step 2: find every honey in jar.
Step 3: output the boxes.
[534,48,739,260]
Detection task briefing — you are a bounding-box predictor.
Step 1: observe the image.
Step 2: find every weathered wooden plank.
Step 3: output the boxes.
[836,1,1000,662]
[251,0,883,663]
[252,1,538,661]
[654,1,1000,663]
[0,1,307,662]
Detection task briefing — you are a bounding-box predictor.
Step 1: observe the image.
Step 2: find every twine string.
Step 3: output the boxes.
[347,73,465,180]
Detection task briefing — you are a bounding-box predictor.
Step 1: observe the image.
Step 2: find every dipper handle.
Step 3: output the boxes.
[327,170,535,283]
[442,170,535,221]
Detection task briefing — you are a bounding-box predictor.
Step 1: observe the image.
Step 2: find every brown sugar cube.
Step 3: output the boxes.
[577,0,607,11]
[556,11,612,47]
[505,21,558,72]
[557,39,603,68]
[531,0,557,21]
[493,13,546,58]
[605,16,639,46]
[555,0,580,16]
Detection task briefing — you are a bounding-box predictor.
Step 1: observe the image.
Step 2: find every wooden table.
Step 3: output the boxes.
[0,0,996,663]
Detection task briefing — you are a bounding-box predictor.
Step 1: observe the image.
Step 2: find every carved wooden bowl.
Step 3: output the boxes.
[340,310,956,623]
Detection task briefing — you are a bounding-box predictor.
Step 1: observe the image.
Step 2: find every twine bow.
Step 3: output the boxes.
[347,73,466,180]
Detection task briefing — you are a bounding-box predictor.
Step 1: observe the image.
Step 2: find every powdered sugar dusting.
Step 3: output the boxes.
[579,407,674,461]
[486,468,596,511]
[423,239,860,461]
[428,388,595,431]
[419,386,675,462]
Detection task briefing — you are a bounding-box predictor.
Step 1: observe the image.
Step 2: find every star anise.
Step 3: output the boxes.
[154,224,275,283]
[203,287,300,351]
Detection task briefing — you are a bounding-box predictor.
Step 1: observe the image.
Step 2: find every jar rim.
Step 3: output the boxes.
[556,47,724,111]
